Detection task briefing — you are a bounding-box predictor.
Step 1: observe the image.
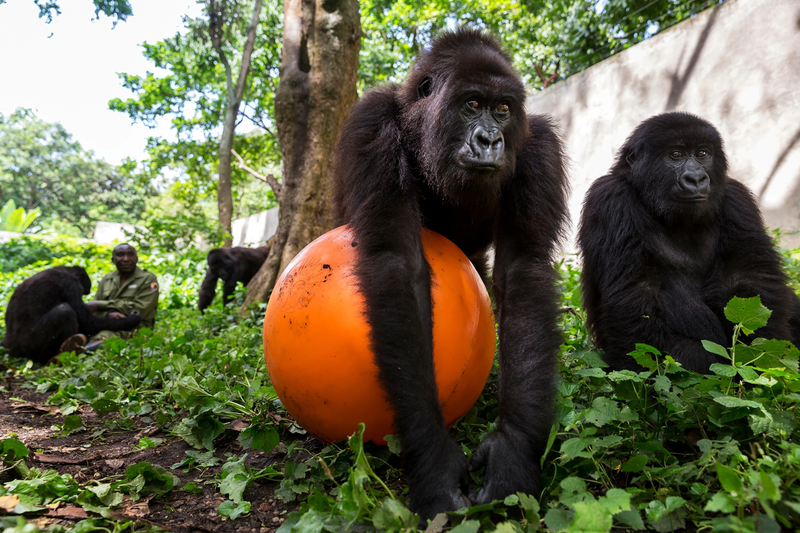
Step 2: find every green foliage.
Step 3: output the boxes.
[0,0,133,24]
[2,239,800,532]
[0,109,153,236]
[359,0,725,91]
[109,0,283,222]
[0,201,39,233]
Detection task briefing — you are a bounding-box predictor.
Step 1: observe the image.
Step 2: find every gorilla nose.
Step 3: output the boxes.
[679,170,710,197]
[470,126,504,163]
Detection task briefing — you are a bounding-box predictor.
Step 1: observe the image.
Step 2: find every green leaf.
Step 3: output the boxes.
[567,500,613,533]
[218,499,250,519]
[385,434,402,455]
[709,363,736,377]
[584,397,620,427]
[704,491,736,513]
[716,463,743,495]
[621,455,648,473]
[90,399,119,417]
[703,340,730,359]
[559,477,589,506]
[758,471,780,502]
[576,368,606,378]
[123,462,177,499]
[517,492,540,524]
[60,414,84,435]
[724,296,771,331]
[615,509,645,530]
[449,520,481,533]
[599,488,631,515]
[1,438,30,461]
[561,438,592,459]
[748,409,797,436]
[238,424,279,454]
[544,508,572,532]
[712,395,761,409]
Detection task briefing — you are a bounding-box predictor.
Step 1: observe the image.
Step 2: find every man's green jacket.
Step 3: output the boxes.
[93,266,159,329]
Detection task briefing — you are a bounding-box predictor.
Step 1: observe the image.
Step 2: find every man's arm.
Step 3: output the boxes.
[87,276,114,312]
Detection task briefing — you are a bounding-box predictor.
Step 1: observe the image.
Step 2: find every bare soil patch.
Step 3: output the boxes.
[1,375,309,532]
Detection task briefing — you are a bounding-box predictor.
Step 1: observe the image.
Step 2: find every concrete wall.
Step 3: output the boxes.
[526,0,800,250]
[232,207,279,247]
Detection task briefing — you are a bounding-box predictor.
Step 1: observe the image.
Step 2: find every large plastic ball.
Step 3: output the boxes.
[263,226,495,444]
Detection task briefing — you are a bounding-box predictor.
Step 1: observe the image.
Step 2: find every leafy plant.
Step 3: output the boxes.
[0,200,39,233]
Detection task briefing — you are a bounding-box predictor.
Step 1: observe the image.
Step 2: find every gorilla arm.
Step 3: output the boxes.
[198,267,219,312]
[717,180,800,342]
[470,116,568,504]
[56,273,141,336]
[335,89,470,518]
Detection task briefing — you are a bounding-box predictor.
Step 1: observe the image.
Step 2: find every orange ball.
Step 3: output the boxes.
[263,226,496,444]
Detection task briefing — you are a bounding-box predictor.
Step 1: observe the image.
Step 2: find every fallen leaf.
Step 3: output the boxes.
[105,459,125,469]
[46,506,88,519]
[0,494,20,513]
[33,453,98,465]
[227,419,249,432]
[11,403,61,415]
[425,513,448,533]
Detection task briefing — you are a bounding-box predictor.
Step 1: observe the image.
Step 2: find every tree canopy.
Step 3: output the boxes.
[0,0,133,23]
[0,109,151,235]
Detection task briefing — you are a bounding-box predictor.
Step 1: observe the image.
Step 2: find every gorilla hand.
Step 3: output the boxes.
[469,424,541,505]
[411,438,471,523]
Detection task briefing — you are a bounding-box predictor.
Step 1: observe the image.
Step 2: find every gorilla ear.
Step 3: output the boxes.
[417,76,433,99]
[625,151,636,167]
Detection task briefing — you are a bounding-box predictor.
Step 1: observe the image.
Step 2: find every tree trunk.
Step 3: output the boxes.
[211,0,263,247]
[242,0,360,307]
[218,104,236,246]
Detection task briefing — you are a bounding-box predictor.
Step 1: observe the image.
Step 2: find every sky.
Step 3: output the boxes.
[0,0,203,165]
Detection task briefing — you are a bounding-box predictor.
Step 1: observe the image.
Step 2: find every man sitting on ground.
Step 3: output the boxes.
[59,243,159,353]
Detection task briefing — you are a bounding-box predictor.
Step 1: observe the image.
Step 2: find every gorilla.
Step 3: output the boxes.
[197,245,270,312]
[334,29,568,520]
[579,112,800,373]
[2,266,141,364]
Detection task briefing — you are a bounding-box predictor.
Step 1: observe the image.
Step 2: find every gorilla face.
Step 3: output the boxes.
[400,34,528,206]
[620,112,728,223]
[663,145,714,203]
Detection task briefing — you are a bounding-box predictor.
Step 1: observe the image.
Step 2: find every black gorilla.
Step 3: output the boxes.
[197,245,269,312]
[2,266,141,363]
[579,112,800,373]
[334,29,568,519]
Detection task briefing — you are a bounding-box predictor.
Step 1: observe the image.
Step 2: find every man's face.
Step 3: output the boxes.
[112,245,138,274]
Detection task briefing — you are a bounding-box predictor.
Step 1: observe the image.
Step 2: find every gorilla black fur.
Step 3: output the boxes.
[2,266,141,363]
[197,245,269,312]
[334,28,569,520]
[579,112,800,373]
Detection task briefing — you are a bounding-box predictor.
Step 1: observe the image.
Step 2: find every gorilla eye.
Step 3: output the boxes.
[466,100,480,111]
[670,150,684,159]
[697,149,709,158]
[417,77,433,99]
[495,103,509,114]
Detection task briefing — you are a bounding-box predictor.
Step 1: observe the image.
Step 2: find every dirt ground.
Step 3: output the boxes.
[0,374,311,533]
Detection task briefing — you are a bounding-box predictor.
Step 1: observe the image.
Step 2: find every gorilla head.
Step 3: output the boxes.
[398,29,529,206]
[616,112,729,223]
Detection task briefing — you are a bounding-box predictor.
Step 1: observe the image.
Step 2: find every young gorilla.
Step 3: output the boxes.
[579,112,800,373]
[334,29,569,520]
[2,266,141,363]
[197,245,270,312]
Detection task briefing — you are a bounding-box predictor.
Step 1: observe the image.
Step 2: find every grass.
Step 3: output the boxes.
[1,235,800,532]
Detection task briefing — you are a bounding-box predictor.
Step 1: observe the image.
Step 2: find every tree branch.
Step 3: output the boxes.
[207,0,235,103]
[234,0,263,105]
[231,148,282,198]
